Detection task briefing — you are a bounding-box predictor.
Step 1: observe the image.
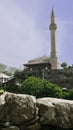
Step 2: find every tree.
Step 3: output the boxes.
[14,70,26,83]
[61,62,68,69]
[67,89,73,100]
[62,91,69,99]
[20,77,43,98]
[20,77,63,98]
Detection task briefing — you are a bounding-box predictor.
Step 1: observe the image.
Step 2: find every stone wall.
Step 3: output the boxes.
[0,92,73,130]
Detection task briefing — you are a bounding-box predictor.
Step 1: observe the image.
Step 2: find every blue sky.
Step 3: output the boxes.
[0,0,73,68]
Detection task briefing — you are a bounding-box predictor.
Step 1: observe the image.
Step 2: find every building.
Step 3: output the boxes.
[24,8,58,71]
[0,73,10,83]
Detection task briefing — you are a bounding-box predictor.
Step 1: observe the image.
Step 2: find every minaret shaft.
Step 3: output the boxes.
[49,8,58,70]
[50,30,56,58]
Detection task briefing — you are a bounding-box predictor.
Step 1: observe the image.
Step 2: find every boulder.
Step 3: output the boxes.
[1,92,73,129]
[0,92,38,125]
[37,98,73,129]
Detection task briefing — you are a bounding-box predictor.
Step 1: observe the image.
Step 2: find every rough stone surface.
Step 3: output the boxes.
[2,126,19,130]
[37,98,73,129]
[0,92,38,125]
[0,92,73,130]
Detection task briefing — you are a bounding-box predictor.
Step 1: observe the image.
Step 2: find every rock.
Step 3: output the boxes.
[0,92,7,121]
[37,98,73,129]
[8,126,20,130]
[1,92,73,129]
[27,122,41,130]
[2,126,19,130]
[20,122,41,130]
[0,92,38,124]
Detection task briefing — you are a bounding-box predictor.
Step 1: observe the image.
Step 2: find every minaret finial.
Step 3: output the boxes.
[51,7,54,16]
[51,6,55,24]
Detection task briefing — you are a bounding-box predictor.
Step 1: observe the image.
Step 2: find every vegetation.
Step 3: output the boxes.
[67,89,73,100]
[1,62,73,100]
[61,62,68,69]
[3,76,73,100]
[45,68,73,90]
[14,70,26,83]
[19,77,63,98]
[14,66,73,90]
[4,85,19,93]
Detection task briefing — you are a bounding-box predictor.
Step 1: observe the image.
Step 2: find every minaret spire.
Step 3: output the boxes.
[51,7,55,24]
[51,7,54,16]
[49,8,58,69]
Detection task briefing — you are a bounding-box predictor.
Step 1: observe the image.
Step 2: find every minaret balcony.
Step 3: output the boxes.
[49,23,57,30]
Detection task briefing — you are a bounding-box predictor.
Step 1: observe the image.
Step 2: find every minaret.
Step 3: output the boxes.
[49,8,58,69]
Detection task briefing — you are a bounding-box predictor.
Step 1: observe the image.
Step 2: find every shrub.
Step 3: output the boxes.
[61,62,68,69]
[62,91,69,99]
[5,85,19,93]
[20,77,63,98]
[67,89,73,100]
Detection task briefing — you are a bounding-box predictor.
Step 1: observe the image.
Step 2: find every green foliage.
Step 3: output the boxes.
[67,89,73,100]
[14,70,25,83]
[21,77,43,97]
[62,89,73,100]
[4,76,73,100]
[20,77,63,98]
[61,62,68,69]
[62,91,69,99]
[5,86,19,93]
[13,65,73,90]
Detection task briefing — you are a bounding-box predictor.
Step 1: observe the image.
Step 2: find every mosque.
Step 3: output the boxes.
[24,8,58,71]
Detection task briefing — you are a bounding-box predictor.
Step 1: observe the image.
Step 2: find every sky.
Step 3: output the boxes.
[0,0,73,68]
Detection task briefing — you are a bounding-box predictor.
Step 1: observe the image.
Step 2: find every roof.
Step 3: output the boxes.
[24,56,50,66]
[0,73,10,79]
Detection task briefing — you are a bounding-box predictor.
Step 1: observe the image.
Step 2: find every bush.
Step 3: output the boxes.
[20,77,63,98]
[62,89,73,100]
[62,91,69,99]
[61,62,68,69]
[67,89,73,100]
[5,85,19,93]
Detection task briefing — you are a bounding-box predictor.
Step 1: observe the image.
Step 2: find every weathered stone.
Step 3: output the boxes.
[0,92,6,121]
[37,98,73,129]
[20,122,41,130]
[1,92,73,129]
[2,122,12,127]
[0,92,38,124]
[2,126,19,130]
[27,122,41,130]
[9,126,20,130]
